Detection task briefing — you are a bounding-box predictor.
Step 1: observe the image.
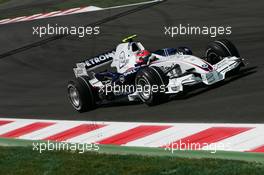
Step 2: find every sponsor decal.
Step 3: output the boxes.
[84,51,115,68]
[123,68,137,76]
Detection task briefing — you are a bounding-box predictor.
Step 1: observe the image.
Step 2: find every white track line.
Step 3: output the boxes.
[0,0,163,26]
[101,0,164,11]
[0,6,102,25]
[73,6,102,13]
[0,118,263,126]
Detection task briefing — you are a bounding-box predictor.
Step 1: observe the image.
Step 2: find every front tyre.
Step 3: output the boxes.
[67,76,96,112]
[205,39,240,65]
[135,66,168,106]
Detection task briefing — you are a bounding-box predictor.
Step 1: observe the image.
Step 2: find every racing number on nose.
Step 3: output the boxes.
[119,51,127,69]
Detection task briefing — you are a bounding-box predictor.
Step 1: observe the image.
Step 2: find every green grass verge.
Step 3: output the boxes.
[1,138,264,163]
[0,0,148,20]
[0,0,10,5]
[1,145,264,175]
[1,138,264,175]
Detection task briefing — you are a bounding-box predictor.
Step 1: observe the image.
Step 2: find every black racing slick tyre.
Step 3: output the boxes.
[205,39,240,65]
[67,76,96,112]
[135,66,169,106]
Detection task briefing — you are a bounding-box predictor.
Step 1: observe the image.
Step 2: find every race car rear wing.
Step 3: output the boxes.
[73,50,115,78]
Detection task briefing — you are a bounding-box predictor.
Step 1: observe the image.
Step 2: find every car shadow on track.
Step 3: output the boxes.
[101,100,140,108]
[97,66,257,109]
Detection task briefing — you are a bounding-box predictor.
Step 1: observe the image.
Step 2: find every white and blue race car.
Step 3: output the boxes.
[67,35,244,112]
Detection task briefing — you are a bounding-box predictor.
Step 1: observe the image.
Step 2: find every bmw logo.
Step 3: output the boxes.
[119,76,125,83]
[202,64,209,68]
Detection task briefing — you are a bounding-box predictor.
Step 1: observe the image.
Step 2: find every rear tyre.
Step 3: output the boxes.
[67,76,96,112]
[135,66,169,106]
[205,39,240,65]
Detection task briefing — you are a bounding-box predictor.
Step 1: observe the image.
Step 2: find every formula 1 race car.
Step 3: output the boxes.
[67,35,244,112]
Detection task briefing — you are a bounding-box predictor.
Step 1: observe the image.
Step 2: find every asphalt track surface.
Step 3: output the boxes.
[0,0,263,123]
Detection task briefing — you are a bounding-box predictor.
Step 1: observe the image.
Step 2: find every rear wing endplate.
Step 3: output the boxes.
[73,50,115,77]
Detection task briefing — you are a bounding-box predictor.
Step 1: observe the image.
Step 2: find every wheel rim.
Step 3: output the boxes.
[208,51,221,64]
[137,78,151,100]
[69,86,80,107]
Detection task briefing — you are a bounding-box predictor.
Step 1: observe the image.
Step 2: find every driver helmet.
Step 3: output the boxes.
[136,50,151,64]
